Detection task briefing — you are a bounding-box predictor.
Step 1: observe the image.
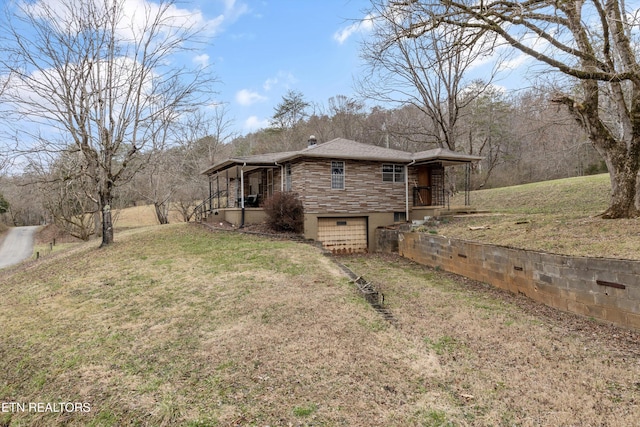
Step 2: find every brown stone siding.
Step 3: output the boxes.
[396,232,640,331]
[227,178,238,207]
[291,159,407,214]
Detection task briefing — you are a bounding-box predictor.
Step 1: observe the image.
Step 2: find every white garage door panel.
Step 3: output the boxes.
[317,217,367,253]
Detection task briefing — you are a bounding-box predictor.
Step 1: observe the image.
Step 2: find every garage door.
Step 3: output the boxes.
[317,217,368,254]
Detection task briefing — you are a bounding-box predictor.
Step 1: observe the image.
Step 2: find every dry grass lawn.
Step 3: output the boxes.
[113,204,184,229]
[0,224,639,426]
[444,174,640,259]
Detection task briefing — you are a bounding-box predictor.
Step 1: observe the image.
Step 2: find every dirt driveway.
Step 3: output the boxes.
[0,226,40,269]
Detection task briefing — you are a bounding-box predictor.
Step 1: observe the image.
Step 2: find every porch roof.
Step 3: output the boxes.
[201,151,299,175]
[201,138,482,175]
[413,148,483,166]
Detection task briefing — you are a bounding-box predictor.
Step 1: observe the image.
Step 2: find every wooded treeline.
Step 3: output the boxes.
[1,86,603,234]
[1,0,638,245]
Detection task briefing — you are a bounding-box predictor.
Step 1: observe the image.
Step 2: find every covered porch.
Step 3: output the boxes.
[197,151,295,225]
[407,152,478,220]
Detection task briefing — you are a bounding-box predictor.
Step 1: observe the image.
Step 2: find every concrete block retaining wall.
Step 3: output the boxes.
[380,230,640,330]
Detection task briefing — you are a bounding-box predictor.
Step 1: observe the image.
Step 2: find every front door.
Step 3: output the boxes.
[417,166,431,206]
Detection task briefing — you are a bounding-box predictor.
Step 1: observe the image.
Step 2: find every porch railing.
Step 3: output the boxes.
[412,186,448,207]
[194,190,228,223]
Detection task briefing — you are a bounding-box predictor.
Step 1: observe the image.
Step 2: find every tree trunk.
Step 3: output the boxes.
[587,110,640,218]
[554,91,640,219]
[154,201,169,225]
[100,191,114,247]
[93,211,102,237]
[602,152,640,218]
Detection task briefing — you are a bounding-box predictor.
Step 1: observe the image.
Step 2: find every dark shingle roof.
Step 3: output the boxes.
[202,138,482,175]
[289,137,412,162]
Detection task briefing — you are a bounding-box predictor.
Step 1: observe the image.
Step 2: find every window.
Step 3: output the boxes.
[383,164,405,183]
[285,163,292,191]
[331,161,345,189]
[394,212,407,222]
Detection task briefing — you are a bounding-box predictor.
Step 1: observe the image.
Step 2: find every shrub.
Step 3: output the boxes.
[0,193,8,214]
[262,192,304,233]
[584,160,608,175]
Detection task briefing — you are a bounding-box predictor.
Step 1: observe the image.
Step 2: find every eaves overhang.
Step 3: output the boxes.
[201,139,483,176]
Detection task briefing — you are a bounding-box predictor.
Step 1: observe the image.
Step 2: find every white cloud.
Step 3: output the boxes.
[22,0,244,39]
[24,0,230,40]
[199,0,249,35]
[262,71,297,91]
[498,51,530,72]
[222,0,250,21]
[243,115,270,132]
[235,89,267,106]
[334,14,375,45]
[193,54,210,67]
[493,32,550,73]
[263,77,278,91]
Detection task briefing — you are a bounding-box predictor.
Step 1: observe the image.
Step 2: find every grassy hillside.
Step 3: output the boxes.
[1,224,638,426]
[443,174,640,259]
[468,173,611,215]
[113,204,185,229]
[44,174,630,260]
[30,204,186,260]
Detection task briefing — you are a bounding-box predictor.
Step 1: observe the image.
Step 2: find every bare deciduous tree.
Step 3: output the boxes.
[327,95,367,141]
[358,1,500,152]
[172,107,235,222]
[0,73,12,175]
[135,107,235,224]
[458,82,515,187]
[32,148,99,239]
[0,172,47,227]
[390,0,640,217]
[0,0,215,244]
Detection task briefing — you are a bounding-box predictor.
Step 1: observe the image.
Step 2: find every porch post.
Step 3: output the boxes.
[240,166,245,208]
[280,165,284,191]
[405,162,413,220]
[208,175,213,212]
[240,164,245,227]
[216,173,220,208]
[465,163,471,206]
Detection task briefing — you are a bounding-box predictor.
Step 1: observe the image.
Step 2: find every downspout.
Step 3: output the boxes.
[240,163,246,228]
[405,160,415,221]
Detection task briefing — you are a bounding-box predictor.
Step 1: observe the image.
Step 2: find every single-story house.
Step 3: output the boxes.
[201,137,482,252]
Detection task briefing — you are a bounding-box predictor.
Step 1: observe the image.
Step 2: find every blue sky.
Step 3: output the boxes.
[192,0,537,136]
[192,0,374,135]
[1,0,532,141]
